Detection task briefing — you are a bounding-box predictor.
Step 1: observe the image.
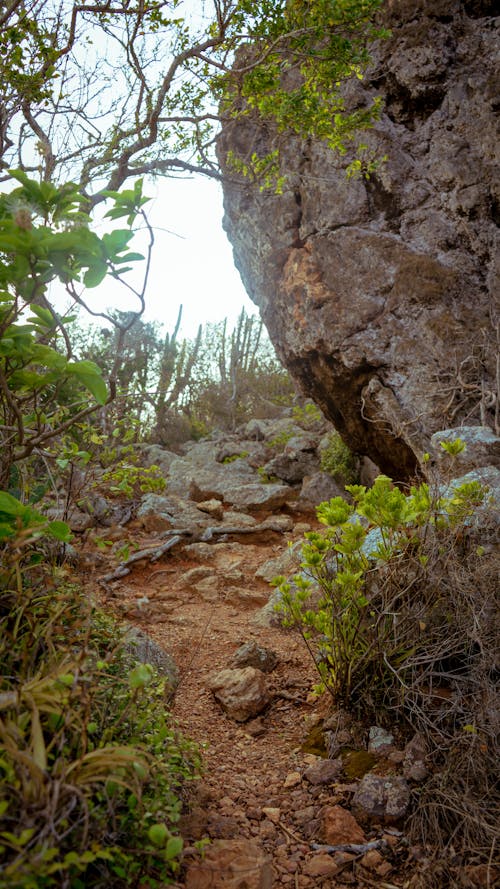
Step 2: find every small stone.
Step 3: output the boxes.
[197,498,224,520]
[208,667,271,722]
[303,854,339,878]
[368,726,395,756]
[322,805,366,845]
[206,814,240,839]
[259,820,277,839]
[284,771,302,788]
[293,806,316,825]
[261,807,281,824]
[403,733,429,782]
[388,750,405,764]
[229,640,278,673]
[245,717,267,737]
[352,775,411,824]
[377,861,394,877]
[303,757,343,785]
[360,849,384,870]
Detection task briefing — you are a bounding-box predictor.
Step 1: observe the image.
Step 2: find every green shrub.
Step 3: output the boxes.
[319,431,358,485]
[0,517,199,889]
[275,472,488,715]
[96,461,166,499]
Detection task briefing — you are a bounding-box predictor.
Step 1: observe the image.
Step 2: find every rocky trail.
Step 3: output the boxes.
[91,513,412,889]
[71,419,498,889]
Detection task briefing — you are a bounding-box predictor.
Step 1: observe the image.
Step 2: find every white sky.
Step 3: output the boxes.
[142,175,256,337]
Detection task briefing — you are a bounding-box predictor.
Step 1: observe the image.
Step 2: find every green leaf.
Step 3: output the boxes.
[129,663,154,689]
[75,372,108,404]
[83,261,108,288]
[67,360,107,403]
[0,491,26,516]
[47,520,72,542]
[28,304,55,328]
[148,823,168,847]
[165,835,183,860]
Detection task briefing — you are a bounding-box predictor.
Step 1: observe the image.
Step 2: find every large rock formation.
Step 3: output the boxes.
[218,0,499,478]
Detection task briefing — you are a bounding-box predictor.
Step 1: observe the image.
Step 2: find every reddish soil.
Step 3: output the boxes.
[93,515,409,888]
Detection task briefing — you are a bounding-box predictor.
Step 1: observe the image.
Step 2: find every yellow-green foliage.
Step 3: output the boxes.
[275,471,487,711]
[97,462,166,499]
[319,431,358,485]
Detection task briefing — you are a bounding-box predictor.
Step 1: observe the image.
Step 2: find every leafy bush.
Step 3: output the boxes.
[0,567,199,889]
[275,472,489,716]
[319,431,358,485]
[97,462,166,499]
[275,459,500,880]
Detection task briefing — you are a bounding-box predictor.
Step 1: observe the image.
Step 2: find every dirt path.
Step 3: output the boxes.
[97,519,405,888]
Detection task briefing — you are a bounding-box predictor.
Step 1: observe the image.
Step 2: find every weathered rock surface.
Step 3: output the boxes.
[123,626,178,690]
[352,774,411,824]
[303,757,343,785]
[219,1,499,477]
[431,427,500,475]
[208,667,271,722]
[229,641,278,673]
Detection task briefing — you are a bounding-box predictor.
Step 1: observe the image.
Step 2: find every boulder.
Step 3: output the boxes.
[225,483,291,512]
[298,472,347,509]
[219,2,499,477]
[208,667,271,722]
[431,427,500,474]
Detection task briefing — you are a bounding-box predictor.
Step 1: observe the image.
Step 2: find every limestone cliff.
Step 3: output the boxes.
[218,0,499,478]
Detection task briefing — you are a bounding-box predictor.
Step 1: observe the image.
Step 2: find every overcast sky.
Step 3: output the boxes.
[60,173,256,340]
[142,175,256,337]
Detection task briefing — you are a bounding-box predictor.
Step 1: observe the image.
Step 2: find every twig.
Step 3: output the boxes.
[99,533,189,583]
[311,839,389,854]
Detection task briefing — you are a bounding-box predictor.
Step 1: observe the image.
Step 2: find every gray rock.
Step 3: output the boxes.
[219,3,498,478]
[303,758,343,785]
[444,466,500,533]
[133,444,177,475]
[352,774,411,824]
[229,641,278,673]
[251,590,286,629]
[136,493,176,532]
[137,493,211,533]
[123,626,178,691]
[299,472,347,509]
[196,498,224,520]
[263,431,321,483]
[254,541,301,582]
[368,726,396,757]
[431,427,500,474]
[208,667,271,722]
[225,482,291,512]
[46,505,95,532]
[403,733,429,782]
